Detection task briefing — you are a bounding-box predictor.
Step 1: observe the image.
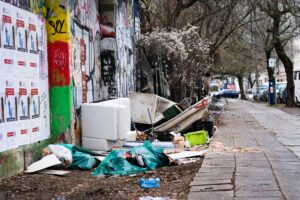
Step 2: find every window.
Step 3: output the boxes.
[298,72,300,80]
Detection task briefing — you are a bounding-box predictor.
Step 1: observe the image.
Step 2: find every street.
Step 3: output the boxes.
[189,100,300,200]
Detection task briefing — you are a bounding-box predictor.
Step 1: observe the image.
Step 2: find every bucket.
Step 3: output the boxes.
[184,130,208,146]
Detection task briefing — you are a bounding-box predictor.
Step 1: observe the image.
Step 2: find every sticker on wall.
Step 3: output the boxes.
[16,52,27,76]
[30,81,40,119]
[17,120,30,145]
[1,3,14,49]
[15,9,26,52]
[1,48,15,74]
[30,118,41,144]
[6,121,18,149]
[28,54,39,78]
[27,14,38,54]
[0,123,8,152]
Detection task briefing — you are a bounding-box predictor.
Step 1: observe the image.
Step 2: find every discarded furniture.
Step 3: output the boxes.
[129,92,176,125]
[154,97,211,132]
[81,98,131,151]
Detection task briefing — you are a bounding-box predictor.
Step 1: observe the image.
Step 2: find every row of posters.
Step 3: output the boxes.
[0,1,50,152]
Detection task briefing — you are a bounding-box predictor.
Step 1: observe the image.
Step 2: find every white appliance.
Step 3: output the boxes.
[81,98,131,151]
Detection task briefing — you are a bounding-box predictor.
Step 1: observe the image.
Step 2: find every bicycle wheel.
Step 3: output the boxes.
[218,97,228,110]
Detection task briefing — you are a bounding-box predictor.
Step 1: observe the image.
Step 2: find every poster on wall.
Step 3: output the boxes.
[38,79,50,141]
[1,3,15,49]
[0,1,49,151]
[17,80,30,145]
[0,78,8,152]
[4,78,18,149]
[30,81,40,119]
[27,14,38,54]
[37,16,48,79]
[15,9,26,52]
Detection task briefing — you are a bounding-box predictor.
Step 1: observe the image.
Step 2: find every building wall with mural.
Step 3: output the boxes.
[0,0,139,179]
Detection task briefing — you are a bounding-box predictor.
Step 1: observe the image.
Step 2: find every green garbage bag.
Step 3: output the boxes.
[92,141,169,176]
[131,141,169,170]
[92,149,147,176]
[59,144,96,170]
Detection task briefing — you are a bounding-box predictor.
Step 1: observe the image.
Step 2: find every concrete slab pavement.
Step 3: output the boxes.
[188,100,300,200]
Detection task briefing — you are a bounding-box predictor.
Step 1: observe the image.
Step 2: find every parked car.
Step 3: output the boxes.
[215,89,239,98]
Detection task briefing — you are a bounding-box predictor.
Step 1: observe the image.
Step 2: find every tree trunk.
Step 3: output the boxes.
[272,14,295,107]
[237,75,246,100]
[274,39,295,107]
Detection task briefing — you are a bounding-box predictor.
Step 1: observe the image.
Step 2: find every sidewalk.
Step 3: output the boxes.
[188,100,300,200]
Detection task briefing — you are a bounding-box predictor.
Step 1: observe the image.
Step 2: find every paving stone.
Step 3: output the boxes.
[190,184,233,192]
[235,179,278,187]
[190,179,232,186]
[195,174,233,180]
[188,191,234,200]
[235,183,279,191]
[235,197,284,200]
[236,190,283,197]
[198,167,235,173]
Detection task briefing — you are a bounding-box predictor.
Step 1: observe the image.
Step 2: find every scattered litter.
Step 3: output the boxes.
[185,130,208,147]
[138,197,168,200]
[167,150,207,160]
[139,178,160,189]
[39,170,70,176]
[25,154,62,173]
[124,141,175,149]
[95,156,106,162]
[175,157,201,165]
[154,97,210,132]
[210,142,260,153]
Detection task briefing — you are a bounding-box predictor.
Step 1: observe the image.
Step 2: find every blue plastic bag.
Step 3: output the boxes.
[139,178,160,188]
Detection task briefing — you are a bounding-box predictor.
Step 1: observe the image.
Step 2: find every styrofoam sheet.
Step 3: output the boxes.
[81,98,130,140]
[82,104,118,140]
[25,154,62,173]
[82,137,124,151]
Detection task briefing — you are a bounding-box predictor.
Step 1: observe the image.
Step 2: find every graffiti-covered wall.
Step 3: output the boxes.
[46,0,72,141]
[116,0,135,97]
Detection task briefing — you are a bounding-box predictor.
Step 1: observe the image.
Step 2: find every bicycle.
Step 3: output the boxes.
[209,94,229,111]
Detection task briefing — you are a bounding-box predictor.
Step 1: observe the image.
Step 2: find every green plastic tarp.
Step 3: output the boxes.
[92,141,169,176]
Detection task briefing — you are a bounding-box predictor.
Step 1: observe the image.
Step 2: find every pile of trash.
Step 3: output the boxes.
[26,93,217,177]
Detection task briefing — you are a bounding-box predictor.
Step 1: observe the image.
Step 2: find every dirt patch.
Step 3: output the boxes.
[0,160,202,200]
[210,142,260,153]
[280,106,300,117]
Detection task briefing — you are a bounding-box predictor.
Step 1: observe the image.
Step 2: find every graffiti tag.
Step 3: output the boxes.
[54,49,67,70]
[49,20,67,35]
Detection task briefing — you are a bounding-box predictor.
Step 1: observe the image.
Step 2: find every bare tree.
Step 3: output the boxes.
[251,0,300,107]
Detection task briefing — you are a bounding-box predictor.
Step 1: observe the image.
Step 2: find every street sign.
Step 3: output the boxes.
[269,58,276,68]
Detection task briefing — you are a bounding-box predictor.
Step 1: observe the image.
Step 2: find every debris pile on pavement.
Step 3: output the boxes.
[25,92,220,177]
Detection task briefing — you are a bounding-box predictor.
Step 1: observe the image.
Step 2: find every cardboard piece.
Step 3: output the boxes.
[167,150,208,160]
[25,154,62,173]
